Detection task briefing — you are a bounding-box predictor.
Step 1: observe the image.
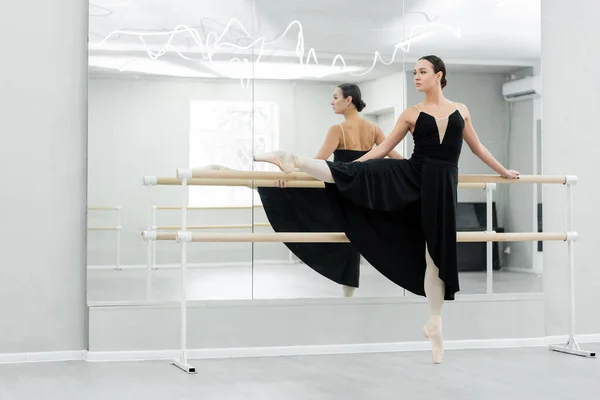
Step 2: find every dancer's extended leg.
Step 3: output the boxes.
[423,246,445,364]
[254,151,334,183]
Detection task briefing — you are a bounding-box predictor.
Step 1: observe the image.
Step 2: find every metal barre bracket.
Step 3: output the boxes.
[564,175,578,185]
[176,231,193,243]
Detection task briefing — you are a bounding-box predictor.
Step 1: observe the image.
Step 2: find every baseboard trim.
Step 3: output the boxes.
[0,350,87,364]
[3,335,598,365]
[545,334,600,345]
[88,292,545,308]
[502,267,542,275]
[86,334,599,362]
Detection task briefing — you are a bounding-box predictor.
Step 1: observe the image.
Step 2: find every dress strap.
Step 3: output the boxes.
[371,123,376,145]
[414,105,422,112]
[339,124,347,149]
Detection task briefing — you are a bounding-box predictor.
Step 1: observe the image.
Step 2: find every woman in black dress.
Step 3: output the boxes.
[257,83,402,297]
[254,55,520,364]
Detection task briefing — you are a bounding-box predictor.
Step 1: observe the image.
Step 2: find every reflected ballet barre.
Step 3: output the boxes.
[142,231,574,243]
[145,204,296,272]
[87,206,122,270]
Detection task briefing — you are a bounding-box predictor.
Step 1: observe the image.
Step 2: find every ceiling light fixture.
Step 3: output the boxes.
[91,18,460,88]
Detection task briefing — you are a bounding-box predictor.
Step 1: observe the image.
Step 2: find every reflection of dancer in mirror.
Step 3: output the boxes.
[258,83,402,298]
[277,83,403,187]
[254,55,520,364]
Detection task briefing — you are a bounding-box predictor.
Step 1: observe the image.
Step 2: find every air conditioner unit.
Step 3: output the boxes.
[502,75,541,102]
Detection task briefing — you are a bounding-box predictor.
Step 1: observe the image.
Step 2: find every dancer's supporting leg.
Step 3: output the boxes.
[254,151,334,183]
[342,285,355,297]
[423,246,445,364]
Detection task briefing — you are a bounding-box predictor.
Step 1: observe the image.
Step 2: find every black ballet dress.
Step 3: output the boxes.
[257,149,368,288]
[324,106,464,300]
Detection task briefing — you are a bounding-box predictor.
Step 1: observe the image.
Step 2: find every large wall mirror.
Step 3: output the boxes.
[87,0,541,304]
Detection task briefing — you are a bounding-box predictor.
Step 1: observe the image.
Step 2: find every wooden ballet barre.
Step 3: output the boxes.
[145,176,491,190]
[142,231,577,243]
[145,177,325,188]
[154,223,270,230]
[176,168,576,185]
[155,205,264,210]
[88,206,122,211]
[145,232,347,242]
[88,226,122,231]
[179,169,318,181]
[459,231,574,242]
[459,174,574,184]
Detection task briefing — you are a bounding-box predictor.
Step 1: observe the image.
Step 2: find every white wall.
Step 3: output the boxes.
[360,71,405,117]
[541,0,600,336]
[504,100,536,269]
[87,76,341,266]
[360,71,406,155]
[290,81,344,157]
[375,111,397,135]
[503,67,538,270]
[0,0,88,353]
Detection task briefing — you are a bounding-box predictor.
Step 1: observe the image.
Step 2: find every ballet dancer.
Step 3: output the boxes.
[253,55,520,364]
[258,83,402,298]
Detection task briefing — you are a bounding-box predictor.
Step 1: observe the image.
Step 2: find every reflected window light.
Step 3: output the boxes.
[88,55,216,78]
[202,61,363,81]
[188,101,280,208]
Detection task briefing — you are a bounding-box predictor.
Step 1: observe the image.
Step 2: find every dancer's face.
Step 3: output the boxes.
[413,59,441,92]
[331,87,351,114]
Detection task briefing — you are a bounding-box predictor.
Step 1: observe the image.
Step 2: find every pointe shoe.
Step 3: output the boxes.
[253,151,300,174]
[423,316,444,364]
[342,286,356,297]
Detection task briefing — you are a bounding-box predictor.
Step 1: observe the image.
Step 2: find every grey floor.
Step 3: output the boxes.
[1,345,598,399]
[87,262,543,303]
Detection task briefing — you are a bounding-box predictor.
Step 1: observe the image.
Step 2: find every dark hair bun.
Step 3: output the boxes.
[419,55,448,89]
[357,100,366,112]
[337,83,366,112]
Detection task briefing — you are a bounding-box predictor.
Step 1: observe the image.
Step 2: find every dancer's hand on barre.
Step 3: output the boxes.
[501,169,520,179]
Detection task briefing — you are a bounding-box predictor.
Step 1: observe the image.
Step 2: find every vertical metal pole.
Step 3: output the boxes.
[486,184,494,294]
[171,176,197,373]
[152,206,157,269]
[180,179,188,366]
[549,177,595,357]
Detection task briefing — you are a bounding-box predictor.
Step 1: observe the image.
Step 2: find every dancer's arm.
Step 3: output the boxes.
[460,103,520,179]
[374,126,403,159]
[314,125,341,160]
[356,110,411,162]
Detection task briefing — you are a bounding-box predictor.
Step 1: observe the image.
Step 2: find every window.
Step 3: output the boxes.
[189,100,279,207]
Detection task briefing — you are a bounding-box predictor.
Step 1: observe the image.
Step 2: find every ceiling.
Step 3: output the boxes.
[88,0,541,82]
